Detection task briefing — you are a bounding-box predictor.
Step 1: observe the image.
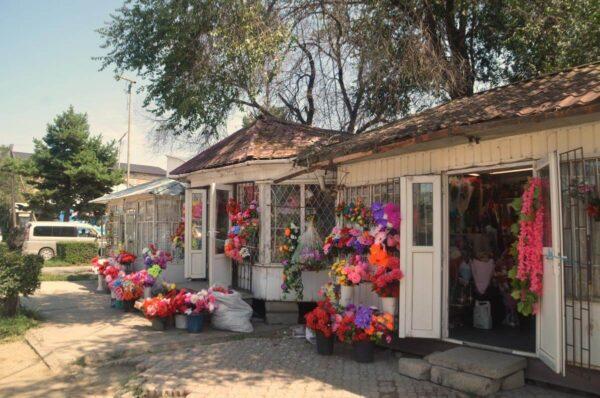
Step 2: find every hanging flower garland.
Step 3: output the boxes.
[508,178,545,316]
[224,199,259,262]
[280,223,303,299]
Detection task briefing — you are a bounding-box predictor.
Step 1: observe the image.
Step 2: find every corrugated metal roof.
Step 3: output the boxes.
[297,62,600,165]
[90,178,186,204]
[169,116,344,175]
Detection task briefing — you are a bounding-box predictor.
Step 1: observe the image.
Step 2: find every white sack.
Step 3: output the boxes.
[212,290,253,333]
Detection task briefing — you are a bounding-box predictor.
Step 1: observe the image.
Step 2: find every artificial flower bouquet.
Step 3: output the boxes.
[335,199,371,227]
[171,221,185,249]
[210,285,233,294]
[142,295,174,320]
[91,256,114,275]
[290,219,326,271]
[116,274,144,302]
[335,305,394,345]
[185,289,217,315]
[370,256,403,297]
[330,256,369,286]
[305,298,338,338]
[323,226,373,257]
[116,250,137,266]
[224,199,259,262]
[142,244,173,269]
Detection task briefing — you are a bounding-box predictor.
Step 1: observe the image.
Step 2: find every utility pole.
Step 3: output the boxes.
[8,145,17,228]
[117,75,136,187]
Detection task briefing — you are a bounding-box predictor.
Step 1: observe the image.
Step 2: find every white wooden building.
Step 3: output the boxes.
[169,116,340,303]
[285,63,600,389]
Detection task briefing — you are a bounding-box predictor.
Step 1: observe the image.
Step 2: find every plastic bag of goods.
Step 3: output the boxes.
[291,220,326,271]
[211,289,254,333]
[473,300,492,330]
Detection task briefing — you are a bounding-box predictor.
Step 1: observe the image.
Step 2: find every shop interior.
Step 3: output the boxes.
[447,168,536,352]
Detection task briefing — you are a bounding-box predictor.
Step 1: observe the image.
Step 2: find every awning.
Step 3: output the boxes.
[90,178,187,204]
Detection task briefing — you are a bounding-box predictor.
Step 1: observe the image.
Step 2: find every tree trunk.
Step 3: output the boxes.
[1,295,19,317]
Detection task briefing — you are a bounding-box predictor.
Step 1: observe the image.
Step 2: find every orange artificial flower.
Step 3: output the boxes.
[369,243,389,267]
[284,228,291,237]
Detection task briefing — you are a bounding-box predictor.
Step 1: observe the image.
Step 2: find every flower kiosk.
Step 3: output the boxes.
[169,116,341,319]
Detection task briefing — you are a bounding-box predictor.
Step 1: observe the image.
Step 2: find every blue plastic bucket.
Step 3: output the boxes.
[187,313,204,333]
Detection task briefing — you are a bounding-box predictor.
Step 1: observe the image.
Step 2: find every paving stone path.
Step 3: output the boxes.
[135,337,577,398]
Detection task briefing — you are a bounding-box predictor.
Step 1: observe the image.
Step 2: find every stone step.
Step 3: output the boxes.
[426,347,526,379]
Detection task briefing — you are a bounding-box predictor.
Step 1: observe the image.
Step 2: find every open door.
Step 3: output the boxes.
[399,175,442,338]
[208,184,233,286]
[535,152,565,374]
[185,189,207,279]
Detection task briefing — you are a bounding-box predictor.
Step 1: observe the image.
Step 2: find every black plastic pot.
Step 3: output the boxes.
[353,340,374,363]
[151,318,166,331]
[316,331,334,355]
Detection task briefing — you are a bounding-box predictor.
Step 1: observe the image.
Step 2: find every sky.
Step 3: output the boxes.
[0,0,242,170]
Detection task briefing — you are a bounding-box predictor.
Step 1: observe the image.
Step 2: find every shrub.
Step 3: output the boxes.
[0,246,43,316]
[56,242,98,264]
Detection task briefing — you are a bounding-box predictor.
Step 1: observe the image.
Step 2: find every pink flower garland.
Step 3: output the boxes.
[516,178,545,298]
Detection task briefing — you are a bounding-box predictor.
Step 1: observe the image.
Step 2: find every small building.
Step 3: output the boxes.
[90,177,187,282]
[169,116,342,307]
[286,63,600,391]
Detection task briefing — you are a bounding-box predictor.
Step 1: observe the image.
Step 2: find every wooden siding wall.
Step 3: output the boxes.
[339,120,600,186]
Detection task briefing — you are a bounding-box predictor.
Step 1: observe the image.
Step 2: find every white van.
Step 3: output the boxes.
[22,221,100,260]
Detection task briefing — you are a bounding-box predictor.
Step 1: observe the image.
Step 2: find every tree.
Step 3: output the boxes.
[0,246,43,316]
[98,0,600,141]
[22,107,122,221]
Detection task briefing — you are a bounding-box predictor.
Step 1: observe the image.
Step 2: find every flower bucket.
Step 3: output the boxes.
[143,286,152,299]
[187,313,204,333]
[151,317,166,331]
[122,299,135,312]
[381,297,397,315]
[315,332,334,355]
[97,274,107,292]
[114,299,123,309]
[340,285,354,307]
[175,314,188,330]
[353,340,374,363]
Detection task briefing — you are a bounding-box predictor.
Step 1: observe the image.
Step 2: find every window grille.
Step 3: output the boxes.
[342,178,401,206]
[271,184,302,262]
[233,182,259,291]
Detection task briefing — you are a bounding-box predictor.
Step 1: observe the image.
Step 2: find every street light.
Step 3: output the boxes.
[116,75,136,187]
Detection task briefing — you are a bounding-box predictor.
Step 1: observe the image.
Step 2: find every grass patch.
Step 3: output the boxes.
[44,258,89,267]
[0,308,41,342]
[40,273,95,282]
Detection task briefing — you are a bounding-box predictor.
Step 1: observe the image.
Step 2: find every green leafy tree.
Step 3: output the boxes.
[22,107,123,221]
[0,246,43,316]
[98,0,600,141]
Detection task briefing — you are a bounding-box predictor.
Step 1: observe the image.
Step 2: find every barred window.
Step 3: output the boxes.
[342,178,401,206]
[271,185,301,262]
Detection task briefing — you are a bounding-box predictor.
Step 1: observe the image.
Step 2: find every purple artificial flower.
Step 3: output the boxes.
[371,202,386,228]
[354,305,373,329]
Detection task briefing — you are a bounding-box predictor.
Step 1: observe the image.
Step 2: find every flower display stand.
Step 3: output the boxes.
[316,332,334,355]
[353,340,374,363]
[381,297,396,315]
[340,285,354,307]
[175,314,188,329]
[97,275,108,292]
[187,313,204,333]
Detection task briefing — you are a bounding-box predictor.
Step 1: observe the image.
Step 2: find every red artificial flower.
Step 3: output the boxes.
[305,299,337,337]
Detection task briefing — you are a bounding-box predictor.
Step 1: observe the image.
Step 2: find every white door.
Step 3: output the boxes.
[535,152,565,374]
[209,184,233,286]
[399,175,442,338]
[185,189,207,279]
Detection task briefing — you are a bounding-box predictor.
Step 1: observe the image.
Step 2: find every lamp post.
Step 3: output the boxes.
[116,75,136,187]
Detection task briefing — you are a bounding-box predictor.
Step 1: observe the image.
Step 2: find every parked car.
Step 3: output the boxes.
[22,221,100,260]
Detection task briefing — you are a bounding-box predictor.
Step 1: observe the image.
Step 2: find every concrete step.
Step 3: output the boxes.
[426,347,526,379]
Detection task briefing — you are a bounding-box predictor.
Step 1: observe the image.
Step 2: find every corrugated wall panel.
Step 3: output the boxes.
[341,120,600,186]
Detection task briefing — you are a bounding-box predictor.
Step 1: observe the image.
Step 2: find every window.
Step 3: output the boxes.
[271,185,301,262]
[77,227,97,238]
[270,184,336,262]
[54,226,77,237]
[33,226,52,237]
[190,192,204,251]
[343,179,401,206]
[412,183,433,246]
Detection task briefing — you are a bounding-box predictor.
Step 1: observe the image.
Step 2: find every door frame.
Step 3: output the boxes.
[442,161,539,356]
[185,188,207,279]
[208,183,233,286]
[399,174,442,338]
